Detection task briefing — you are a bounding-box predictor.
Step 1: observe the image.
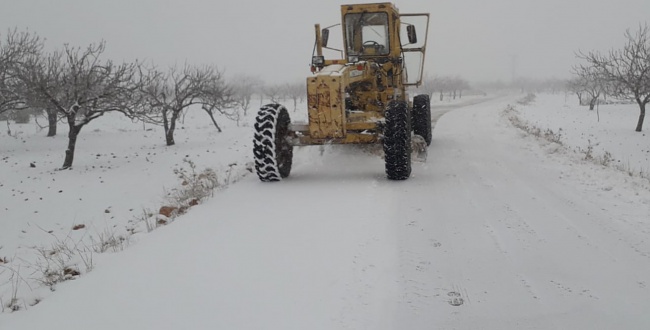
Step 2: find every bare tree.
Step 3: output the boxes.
[578,24,650,131]
[418,74,438,100]
[436,76,450,101]
[19,41,145,168]
[139,63,218,145]
[571,65,608,110]
[566,77,585,105]
[284,82,305,111]
[0,29,42,121]
[43,108,61,136]
[200,69,237,132]
[439,76,470,100]
[231,74,262,116]
[263,83,284,104]
[454,77,471,99]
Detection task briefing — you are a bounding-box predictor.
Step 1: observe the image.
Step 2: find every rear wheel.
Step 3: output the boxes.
[383,100,412,180]
[413,94,432,146]
[253,104,293,182]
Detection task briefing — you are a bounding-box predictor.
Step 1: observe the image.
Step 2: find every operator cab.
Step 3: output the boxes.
[345,12,390,58]
[314,3,429,86]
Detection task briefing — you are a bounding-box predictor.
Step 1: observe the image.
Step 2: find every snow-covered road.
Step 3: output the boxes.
[3,97,649,329]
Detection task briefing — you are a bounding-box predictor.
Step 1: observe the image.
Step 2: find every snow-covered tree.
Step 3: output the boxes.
[435,76,449,101]
[422,75,470,100]
[283,82,305,111]
[262,84,285,104]
[418,74,438,99]
[138,63,224,145]
[0,29,42,120]
[200,70,237,132]
[566,77,586,105]
[18,41,145,168]
[578,24,650,131]
[231,74,262,116]
[448,76,470,99]
[571,65,608,110]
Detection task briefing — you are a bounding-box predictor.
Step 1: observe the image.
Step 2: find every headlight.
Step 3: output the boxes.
[312,56,325,66]
[348,55,359,63]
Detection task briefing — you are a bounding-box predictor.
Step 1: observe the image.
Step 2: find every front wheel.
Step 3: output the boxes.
[383,100,412,180]
[253,104,293,182]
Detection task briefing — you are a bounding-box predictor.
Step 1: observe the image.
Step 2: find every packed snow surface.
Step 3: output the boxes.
[1,94,649,329]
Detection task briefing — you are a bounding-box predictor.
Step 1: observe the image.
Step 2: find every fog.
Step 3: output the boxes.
[1,0,648,83]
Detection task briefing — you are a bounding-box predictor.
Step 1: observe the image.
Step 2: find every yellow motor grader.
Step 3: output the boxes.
[254,2,430,181]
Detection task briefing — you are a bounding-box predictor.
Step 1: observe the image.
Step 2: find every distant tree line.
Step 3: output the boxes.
[572,23,650,132]
[418,75,471,101]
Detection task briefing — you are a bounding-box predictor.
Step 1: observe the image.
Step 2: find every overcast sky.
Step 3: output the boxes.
[1,0,648,83]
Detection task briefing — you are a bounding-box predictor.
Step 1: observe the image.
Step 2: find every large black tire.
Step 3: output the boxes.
[413,94,432,146]
[383,100,412,180]
[253,104,293,182]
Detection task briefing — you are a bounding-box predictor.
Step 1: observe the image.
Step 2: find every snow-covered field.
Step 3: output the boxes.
[518,94,650,177]
[1,93,649,329]
[1,108,255,311]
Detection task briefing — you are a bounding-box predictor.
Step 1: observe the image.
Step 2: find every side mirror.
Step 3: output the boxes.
[407,25,417,44]
[322,28,330,48]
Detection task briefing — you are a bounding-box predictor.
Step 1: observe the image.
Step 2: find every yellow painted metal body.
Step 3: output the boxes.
[292,2,427,146]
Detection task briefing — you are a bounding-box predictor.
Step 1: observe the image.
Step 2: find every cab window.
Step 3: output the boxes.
[345,12,390,56]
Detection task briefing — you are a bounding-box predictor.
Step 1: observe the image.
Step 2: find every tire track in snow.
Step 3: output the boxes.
[396,208,440,314]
